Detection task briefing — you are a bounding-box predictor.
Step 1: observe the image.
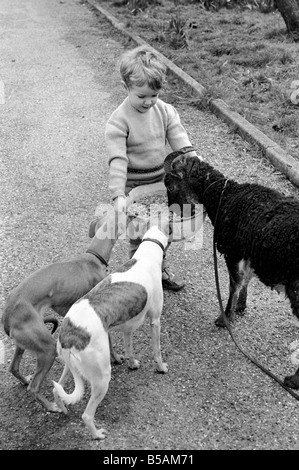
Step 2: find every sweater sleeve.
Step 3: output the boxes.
[105,117,129,200]
[165,104,193,151]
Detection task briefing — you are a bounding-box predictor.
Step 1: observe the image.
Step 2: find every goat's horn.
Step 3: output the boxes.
[164,146,195,174]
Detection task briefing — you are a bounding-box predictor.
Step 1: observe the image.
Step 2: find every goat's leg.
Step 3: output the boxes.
[284,281,299,389]
[215,272,239,327]
[235,285,248,314]
[236,260,253,314]
[215,258,252,328]
[285,280,299,321]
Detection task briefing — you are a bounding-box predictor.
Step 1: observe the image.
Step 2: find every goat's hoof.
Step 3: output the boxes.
[215,316,226,328]
[284,374,299,390]
[236,306,246,316]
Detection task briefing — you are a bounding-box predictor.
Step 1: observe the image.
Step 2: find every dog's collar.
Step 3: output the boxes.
[86,249,109,267]
[141,238,166,254]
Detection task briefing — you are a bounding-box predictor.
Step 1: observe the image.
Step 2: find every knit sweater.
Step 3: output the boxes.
[105,97,193,200]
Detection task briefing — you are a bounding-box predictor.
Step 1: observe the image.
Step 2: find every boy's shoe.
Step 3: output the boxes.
[162,268,185,291]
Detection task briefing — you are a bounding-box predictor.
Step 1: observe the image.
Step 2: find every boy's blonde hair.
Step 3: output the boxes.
[120,46,167,91]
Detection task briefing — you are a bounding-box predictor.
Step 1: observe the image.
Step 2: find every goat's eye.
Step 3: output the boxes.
[168,185,175,192]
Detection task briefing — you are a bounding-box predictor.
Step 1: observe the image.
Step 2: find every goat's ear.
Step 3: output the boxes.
[172,155,201,180]
[171,155,192,179]
[187,157,202,182]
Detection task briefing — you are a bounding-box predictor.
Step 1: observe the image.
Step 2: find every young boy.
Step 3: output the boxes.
[100,46,199,290]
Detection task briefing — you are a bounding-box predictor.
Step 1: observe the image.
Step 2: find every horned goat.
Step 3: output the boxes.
[164,151,299,390]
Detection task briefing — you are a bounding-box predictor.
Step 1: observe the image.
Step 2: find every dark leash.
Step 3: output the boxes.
[212,180,299,401]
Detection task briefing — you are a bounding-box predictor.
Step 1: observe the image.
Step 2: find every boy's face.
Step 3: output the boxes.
[125,83,160,113]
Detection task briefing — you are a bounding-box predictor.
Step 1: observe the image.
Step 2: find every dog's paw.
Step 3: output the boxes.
[156,362,168,374]
[24,374,33,384]
[52,386,68,414]
[111,353,124,365]
[127,358,140,369]
[48,401,67,413]
[92,428,108,440]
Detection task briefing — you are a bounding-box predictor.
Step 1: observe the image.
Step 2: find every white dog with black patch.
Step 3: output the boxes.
[52,225,169,440]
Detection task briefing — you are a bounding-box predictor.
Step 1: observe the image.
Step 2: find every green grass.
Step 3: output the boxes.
[107,0,299,158]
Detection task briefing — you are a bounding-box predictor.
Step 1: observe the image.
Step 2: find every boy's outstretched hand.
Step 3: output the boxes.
[113,195,127,214]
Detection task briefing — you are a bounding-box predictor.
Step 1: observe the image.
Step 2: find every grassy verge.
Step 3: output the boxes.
[103,0,299,159]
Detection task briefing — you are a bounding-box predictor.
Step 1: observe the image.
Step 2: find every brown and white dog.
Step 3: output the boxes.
[52,225,169,440]
[1,211,125,412]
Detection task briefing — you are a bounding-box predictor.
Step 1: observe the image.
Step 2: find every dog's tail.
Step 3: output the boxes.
[53,350,85,406]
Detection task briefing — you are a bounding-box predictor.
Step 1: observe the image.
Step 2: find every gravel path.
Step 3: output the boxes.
[1,0,299,451]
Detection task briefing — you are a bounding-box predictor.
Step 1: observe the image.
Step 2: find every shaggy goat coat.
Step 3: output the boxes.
[165,157,299,291]
[164,155,299,389]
